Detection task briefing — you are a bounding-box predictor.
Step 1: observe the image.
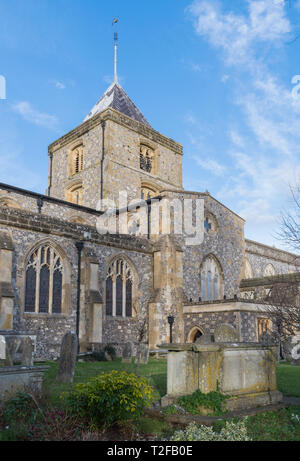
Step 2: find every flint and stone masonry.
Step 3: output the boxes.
[0,79,299,359]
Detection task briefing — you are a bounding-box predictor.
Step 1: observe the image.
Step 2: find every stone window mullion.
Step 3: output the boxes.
[48,248,54,314]
[35,248,41,313]
[112,274,116,317]
[122,275,126,318]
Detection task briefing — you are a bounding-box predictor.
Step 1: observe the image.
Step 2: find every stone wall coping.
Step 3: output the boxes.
[183,300,270,314]
[0,206,153,254]
[0,365,49,375]
[0,182,104,216]
[48,108,183,155]
[158,343,278,352]
[161,189,246,223]
[240,272,300,288]
[245,238,300,264]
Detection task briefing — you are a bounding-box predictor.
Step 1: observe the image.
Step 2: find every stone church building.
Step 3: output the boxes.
[0,77,299,359]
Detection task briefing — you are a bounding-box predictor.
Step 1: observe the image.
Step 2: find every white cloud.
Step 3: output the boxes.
[12,101,58,130]
[221,74,229,83]
[55,81,66,90]
[188,0,291,66]
[229,130,245,147]
[193,156,226,176]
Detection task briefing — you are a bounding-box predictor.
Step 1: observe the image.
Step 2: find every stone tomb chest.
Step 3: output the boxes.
[160,343,282,411]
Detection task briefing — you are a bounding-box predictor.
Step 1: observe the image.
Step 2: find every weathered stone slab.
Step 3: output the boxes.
[0,335,6,360]
[195,334,213,345]
[56,332,78,383]
[214,323,239,343]
[0,366,49,403]
[135,344,149,364]
[21,337,34,367]
[122,341,133,363]
[161,343,282,411]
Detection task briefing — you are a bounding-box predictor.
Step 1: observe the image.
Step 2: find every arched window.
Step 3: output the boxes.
[141,185,159,200]
[140,145,155,173]
[187,326,204,343]
[263,264,276,277]
[25,245,63,314]
[200,255,223,302]
[66,183,83,205]
[105,258,134,318]
[69,145,84,176]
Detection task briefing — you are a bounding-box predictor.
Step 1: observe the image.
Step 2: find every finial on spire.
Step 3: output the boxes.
[112,17,119,84]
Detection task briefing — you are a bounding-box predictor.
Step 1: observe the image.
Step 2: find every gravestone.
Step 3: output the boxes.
[195,334,213,345]
[291,336,300,366]
[282,337,294,363]
[135,344,149,365]
[21,337,34,367]
[214,323,239,343]
[122,342,133,363]
[0,336,6,361]
[56,332,78,383]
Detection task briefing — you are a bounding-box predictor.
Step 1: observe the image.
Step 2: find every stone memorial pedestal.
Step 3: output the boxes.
[160,342,283,411]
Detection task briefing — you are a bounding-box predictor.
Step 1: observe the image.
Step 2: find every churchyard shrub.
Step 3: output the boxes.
[3,392,36,423]
[169,420,251,441]
[65,370,154,427]
[177,389,230,416]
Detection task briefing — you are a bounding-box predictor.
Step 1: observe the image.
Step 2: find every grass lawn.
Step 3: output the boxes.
[276,362,300,397]
[41,357,167,407]
[1,358,300,441]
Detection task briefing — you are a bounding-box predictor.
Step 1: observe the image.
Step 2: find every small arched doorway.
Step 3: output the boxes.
[187,326,204,343]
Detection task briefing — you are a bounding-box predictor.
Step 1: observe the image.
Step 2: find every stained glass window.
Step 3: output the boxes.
[200,256,223,302]
[25,245,63,314]
[105,258,134,318]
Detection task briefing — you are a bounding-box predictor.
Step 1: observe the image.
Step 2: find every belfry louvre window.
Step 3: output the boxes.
[140,145,154,173]
[106,259,133,318]
[25,245,63,314]
[69,146,84,177]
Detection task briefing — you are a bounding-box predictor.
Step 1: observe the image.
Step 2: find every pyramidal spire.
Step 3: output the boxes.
[84,19,151,127]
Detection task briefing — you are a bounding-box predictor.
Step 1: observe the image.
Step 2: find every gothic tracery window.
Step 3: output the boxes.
[200,255,223,302]
[105,258,134,318]
[263,264,276,277]
[140,145,154,173]
[25,245,63,314]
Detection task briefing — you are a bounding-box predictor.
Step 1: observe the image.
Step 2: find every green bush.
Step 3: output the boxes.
[169,420,251,441]
[4,392,36,423]
[177,389,230,416]
[65,370,154,427]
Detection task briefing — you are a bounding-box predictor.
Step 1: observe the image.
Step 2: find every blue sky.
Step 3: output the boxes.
[0,0,300,249]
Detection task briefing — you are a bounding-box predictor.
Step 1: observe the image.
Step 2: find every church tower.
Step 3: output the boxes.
[47,33,183,209]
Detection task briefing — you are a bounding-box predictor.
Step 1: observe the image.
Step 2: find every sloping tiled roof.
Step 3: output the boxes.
[84,82,151,127]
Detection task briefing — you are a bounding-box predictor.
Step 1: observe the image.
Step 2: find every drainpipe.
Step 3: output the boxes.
[100,120,106,208]
[47,152,53,197]
[75,241,84,356]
